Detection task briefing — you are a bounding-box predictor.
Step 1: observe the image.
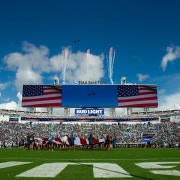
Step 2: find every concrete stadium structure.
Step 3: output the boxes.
[0,108,179,123]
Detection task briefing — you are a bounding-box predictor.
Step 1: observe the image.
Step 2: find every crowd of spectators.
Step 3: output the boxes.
[0,120,179,149]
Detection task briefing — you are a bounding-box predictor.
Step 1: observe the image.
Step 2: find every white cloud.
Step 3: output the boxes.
[0,82,11,101]
[4,42,104,93]
[0,82,9,90]
[154,73,180,110]
[137,73,149,82]
[158,92,180,110]
[158,88,166,95]
[0,92,25,110]
[0,101,19,110]
[161,46,180,71]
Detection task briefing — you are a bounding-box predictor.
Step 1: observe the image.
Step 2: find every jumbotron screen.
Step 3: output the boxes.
[22,84,158,108]
[62,85,117,107]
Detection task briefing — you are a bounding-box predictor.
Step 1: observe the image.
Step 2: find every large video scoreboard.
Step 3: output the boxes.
[22,84,158,108]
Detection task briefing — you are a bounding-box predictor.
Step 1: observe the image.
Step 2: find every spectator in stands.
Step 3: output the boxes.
[0,121,179,149]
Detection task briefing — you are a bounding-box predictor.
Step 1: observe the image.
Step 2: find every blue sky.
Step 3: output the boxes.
[0,0,180,111]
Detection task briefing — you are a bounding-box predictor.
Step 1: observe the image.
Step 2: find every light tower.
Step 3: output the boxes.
[53,76,59,85]
[121,77,126,85]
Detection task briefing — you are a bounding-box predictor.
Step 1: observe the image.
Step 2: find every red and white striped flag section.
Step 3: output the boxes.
[22,85,62,107]
[118,85,158,107]
[35,136,105,146]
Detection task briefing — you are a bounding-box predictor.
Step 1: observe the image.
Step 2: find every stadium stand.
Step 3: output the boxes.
[0,109,179,149]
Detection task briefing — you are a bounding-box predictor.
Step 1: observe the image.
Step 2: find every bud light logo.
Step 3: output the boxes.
[75,108,104,116]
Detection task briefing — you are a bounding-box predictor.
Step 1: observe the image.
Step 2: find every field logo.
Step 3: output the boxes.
[0,161,180,178]
[0,162,131,178]
[136,162,180,176]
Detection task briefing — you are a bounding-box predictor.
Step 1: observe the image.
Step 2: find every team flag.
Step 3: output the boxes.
[22,85,62,107]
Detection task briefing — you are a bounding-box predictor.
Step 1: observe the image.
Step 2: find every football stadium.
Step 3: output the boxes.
[0,81,180,180]
[1,0,180,179]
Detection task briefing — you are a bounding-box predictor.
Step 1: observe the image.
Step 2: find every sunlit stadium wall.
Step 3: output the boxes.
[171,116,180,122]
[0,115,9,122]
[0,108,180,123]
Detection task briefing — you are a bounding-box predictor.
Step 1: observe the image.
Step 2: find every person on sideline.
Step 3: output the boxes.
[88,134,94,150]
[70,133,76,150]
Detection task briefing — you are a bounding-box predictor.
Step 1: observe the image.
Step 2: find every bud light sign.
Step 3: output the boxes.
[75,108,104,116]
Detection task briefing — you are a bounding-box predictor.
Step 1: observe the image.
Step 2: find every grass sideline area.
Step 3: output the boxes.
[0,148,179,180]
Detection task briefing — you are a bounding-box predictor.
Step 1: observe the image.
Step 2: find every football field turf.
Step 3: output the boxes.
[0,148,179,180]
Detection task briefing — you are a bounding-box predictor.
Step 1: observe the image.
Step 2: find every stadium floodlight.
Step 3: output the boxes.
[53,76,59,85]
[121,77,126,85]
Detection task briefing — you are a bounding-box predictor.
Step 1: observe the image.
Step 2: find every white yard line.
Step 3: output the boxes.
[0,157,180,161]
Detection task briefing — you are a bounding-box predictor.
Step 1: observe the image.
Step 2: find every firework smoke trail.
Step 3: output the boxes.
[108,47,115,84]
[86,49,90,79]
[62,48,70,84]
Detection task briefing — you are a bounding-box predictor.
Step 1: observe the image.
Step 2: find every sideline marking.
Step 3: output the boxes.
[0,161,32,169]
[0,157,180,161]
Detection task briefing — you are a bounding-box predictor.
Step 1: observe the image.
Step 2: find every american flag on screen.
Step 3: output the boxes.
[117,85,158,107]
[22,85,62,107]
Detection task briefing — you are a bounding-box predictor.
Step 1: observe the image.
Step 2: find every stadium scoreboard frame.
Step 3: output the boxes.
[22,84,158,108]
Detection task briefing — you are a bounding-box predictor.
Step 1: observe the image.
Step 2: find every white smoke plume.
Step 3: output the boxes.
[137,73,149,82]
[107,47,115,84]
[161,46,180,71]
[4,42,104,92]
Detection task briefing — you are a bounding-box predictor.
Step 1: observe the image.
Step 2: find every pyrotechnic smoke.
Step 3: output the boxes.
[86,49,90,78]
[108,47,115,84]
[62,48,70,84]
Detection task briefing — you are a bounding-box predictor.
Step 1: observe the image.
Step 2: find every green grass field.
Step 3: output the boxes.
[0,148,179,180]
